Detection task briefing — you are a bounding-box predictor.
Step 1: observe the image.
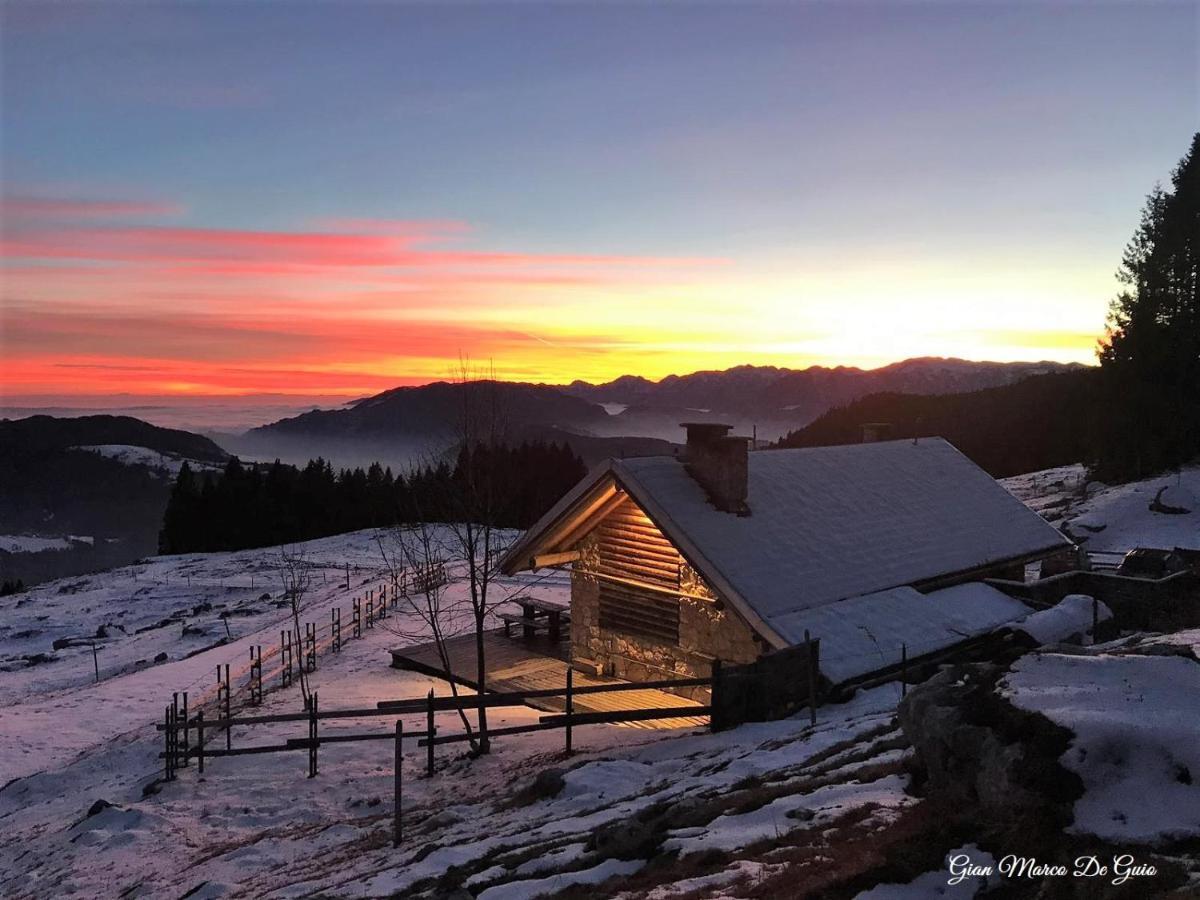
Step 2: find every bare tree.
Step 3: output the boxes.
[278,546,313,705]
[375,524,478,746]
[375,358,521,756]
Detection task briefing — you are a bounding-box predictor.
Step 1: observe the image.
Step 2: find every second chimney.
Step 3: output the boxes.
[682,422,750,515]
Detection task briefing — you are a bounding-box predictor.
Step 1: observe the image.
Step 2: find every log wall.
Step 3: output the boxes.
[571,497,764,697]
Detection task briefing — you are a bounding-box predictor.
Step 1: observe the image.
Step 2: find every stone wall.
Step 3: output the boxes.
[988,569,1200,631]
[569,523,766,700]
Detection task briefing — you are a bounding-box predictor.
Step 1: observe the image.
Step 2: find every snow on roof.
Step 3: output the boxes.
[1009,593,1112,645]
[771,582,1033,683]
[614,438,1066,643]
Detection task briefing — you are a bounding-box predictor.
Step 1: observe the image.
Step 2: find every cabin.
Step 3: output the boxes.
[500,425,1071,689]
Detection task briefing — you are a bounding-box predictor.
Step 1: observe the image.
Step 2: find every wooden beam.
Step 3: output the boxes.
[530,550,581,570]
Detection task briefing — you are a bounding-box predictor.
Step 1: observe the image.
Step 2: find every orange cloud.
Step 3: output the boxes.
[0,193,730,396]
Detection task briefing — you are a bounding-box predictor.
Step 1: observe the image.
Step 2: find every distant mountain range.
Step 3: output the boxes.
[233,357,1084,468]
[777,368,1100,478]
[2,359,1094,585]
[562,357,1085,441]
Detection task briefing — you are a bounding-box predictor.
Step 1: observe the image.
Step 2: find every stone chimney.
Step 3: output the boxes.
[681,422,750,515]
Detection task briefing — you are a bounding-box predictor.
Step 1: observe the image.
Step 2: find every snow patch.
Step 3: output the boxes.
[1004,651,1200,843]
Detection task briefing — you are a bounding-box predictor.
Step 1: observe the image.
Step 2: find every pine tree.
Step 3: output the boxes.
[1096,132,1200,480]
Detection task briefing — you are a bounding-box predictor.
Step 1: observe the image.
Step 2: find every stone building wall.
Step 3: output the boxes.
[569,518,766,700]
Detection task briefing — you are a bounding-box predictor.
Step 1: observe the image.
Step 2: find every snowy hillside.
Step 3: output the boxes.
[1001,462,1200,552]
[73,444,225,478]
[0,528,931,899]
[2,461,1198,898]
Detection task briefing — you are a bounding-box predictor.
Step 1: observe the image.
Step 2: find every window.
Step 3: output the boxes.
[598,580,680,644]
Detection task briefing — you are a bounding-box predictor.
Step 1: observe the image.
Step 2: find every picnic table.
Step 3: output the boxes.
[498,596,570,642]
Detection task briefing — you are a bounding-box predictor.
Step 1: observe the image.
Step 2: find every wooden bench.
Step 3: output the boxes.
[498,599,571,641]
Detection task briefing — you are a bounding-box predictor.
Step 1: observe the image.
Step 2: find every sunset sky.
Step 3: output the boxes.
[2,2,1196,401]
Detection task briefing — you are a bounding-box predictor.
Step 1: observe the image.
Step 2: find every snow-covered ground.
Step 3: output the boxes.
[0,527,922,899]
[0,534,93,554]
[4,460,1199,898]
[74,443,225,478]
[1004,639,1200,845]
[1000,462,1200,553]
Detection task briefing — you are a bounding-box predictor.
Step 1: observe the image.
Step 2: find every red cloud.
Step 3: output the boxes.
[1,192,727,396]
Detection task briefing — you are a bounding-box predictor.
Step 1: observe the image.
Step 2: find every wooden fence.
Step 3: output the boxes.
[156,673,711,847]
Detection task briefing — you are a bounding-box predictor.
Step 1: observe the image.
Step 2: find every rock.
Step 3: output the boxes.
[425,809,460,828]
[258,593,271,602]
[154,651,169,663]
[513,768,565,806]
[898,664,1082,843]
[87,799,114,817]
[52,637,73,650]
[94,624,108,639]
[587,815,659,860]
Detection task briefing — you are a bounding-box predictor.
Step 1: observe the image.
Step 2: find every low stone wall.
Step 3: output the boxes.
[988,569,1200,631]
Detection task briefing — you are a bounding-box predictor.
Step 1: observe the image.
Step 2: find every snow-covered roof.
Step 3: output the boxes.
[502,438,1068,648]
[775,582,1033,683]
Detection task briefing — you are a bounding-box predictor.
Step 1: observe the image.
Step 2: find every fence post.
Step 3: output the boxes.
[367,594,374,628]
[353,598,361,638]
[308,692,319,778]
[182,691,190,766]
[393,720,403,847]
[172,692,179,770]
[901,643,908,698]
[332,608,340,652]
[345,563,350,589]
[91,641,100,683]
[197,711,205,775]
[224,663,232,750]
[565,666,574,755]
[255,647,263,704]
[426,689,436,776]
[163,706,172,781]
[709,659,723,732]
[805,630,817,727]
[281,630,291,688]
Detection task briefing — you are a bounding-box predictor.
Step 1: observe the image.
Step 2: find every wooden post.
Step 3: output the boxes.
[393,720,403,847]
[901,643,908,698]
[197,711,205,775]
[224,663,232,750]
[805,630,817,727]
[308,692,319,778]
[172,692,179,771]
[353,598,361,638]
[91,642,100,683]
[163,706,172,781]
[332,608,340,652]
[709,658,723,731]
[181,691,190,766]
[426,689,435,776]
[565,666,574,755]
[367,595,374,628]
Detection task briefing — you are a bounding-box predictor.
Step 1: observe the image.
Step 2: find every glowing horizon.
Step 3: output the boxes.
[1,4,1193,402]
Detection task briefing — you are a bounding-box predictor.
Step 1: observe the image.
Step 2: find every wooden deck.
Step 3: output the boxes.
[390,628,708,729]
